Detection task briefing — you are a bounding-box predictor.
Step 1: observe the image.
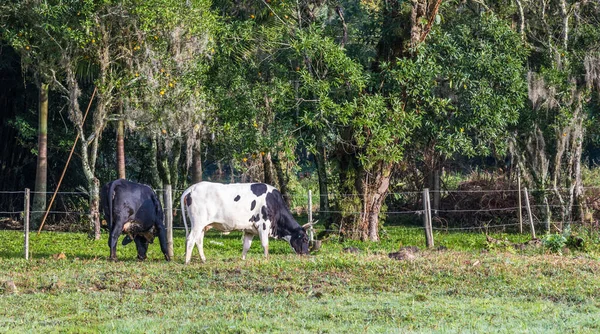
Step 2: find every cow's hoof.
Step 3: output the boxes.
[164,255,171,262]
[137,255,147,261]
[108,257,118,262]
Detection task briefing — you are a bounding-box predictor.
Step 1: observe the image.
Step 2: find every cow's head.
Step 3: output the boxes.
[290,228,310,255]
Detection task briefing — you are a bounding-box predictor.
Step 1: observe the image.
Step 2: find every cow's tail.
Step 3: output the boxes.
[180,187,193,238]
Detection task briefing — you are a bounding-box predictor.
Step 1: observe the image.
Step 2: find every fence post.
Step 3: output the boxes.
[423,188,434,248]
[24,188,30,260]
[307,189,313,242]
[164,185,174,259]
[523,187,536,239]
[517,168,523,234]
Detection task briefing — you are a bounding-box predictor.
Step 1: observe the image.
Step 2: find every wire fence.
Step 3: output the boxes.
[2,185,600,260]
[2,185,598,235]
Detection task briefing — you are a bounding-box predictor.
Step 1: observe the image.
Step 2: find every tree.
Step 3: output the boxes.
[507,0,600,227]
[1,0,61,228]
[403,10,528,201]
[125,0,218,191]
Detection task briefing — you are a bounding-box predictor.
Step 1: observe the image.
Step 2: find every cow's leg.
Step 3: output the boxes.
[154,221,171,262]
[257,222,270,259]
[133,235,149,261]
[185,229,196,264]
[195,229,206,262]
[242,233,254,260]
[108,217,126,261]
[185,228,206,263]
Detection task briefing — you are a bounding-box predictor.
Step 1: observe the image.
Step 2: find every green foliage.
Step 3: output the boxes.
[286,172,319,211]
[542,233,568,254]
[406,12,528,158]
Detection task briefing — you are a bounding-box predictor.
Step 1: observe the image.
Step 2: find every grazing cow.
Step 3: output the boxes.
[100,179,170,262]
[180,182,310,263]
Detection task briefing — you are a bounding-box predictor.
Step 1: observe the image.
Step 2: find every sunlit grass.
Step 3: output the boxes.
[1,227,600,332]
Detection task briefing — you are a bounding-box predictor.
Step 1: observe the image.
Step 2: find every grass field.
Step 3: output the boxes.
[1,227,600,333]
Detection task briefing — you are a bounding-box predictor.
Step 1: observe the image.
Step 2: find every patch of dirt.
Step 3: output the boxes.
[0,218,22,230]
[388,246,419,261]
[0,217,87,232]
[486,235,542,251]
[343,246,360,254]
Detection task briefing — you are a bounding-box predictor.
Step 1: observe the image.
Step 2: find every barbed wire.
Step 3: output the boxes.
[318,210,423,215]
[435,207,520,213]
[0,210,87,215]
[432,222,522,231]
[29,191,89,195]
[2,186,599,232]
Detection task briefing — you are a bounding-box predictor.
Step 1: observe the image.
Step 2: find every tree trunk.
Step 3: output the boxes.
[315,133,331,229]
[64,61,102,240]
[263,152,275,185]
[150,135,162,190]
[192,132,203,183]
[171,140,182,190]
[157,140,172,186]
[273,152,291,207]
[335,142,363,240]
[359,162,393,241]
[157,136,182,190]
[116,118,126,179]
[32,82,49,228]
[89,177,101,239]
[410,0,428,50]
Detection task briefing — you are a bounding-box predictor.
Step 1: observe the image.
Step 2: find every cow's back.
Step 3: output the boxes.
[186,182,275,232]
[108,179,162,222]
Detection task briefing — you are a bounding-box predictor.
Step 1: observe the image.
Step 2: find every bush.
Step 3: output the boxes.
[542,233,567,254]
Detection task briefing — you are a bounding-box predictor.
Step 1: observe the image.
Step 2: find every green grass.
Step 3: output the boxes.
[1,227,600,333]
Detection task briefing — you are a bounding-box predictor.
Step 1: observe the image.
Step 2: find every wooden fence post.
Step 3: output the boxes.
[423,188,434,248]
[24,188,30,260]
[517,168,523,234]
[523,187,536,239]
[164,185,174,259]
[307,189,314,242]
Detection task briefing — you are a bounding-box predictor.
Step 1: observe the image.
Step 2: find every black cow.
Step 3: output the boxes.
[100,179,170,261]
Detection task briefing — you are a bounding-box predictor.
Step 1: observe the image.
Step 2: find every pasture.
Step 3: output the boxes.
[1,227,600,333]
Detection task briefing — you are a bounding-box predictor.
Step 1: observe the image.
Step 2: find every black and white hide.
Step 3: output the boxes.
[180,182,309,263]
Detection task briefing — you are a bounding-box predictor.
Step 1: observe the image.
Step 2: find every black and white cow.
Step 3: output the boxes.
[100,179,170,262]
[180,182,309,263]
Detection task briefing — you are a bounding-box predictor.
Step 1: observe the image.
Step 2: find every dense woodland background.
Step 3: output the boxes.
[1,0,599,241]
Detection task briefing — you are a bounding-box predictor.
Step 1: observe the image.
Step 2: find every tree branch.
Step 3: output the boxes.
[335,6,348,47]
[419,0,443,44]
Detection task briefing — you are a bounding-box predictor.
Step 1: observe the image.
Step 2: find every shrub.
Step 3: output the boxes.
[542,233,567,254]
